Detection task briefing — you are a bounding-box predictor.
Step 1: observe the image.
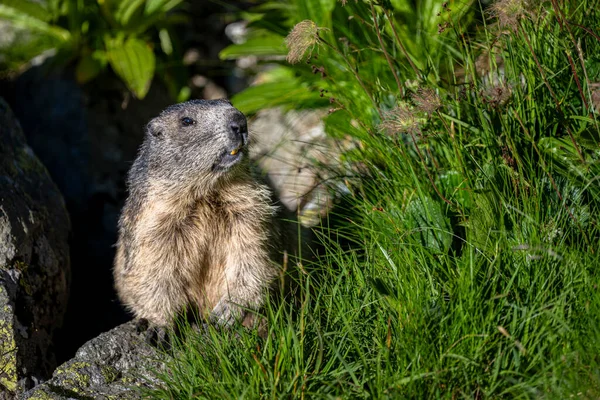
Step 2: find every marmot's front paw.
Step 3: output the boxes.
[136,318,170,348]
[135,318,150,334]
[210,299,244,328]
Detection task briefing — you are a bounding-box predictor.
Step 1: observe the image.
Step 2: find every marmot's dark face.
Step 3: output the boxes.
[145,99,249,181]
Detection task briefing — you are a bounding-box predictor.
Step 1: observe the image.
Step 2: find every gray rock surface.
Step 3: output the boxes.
[250,107,338,227]
[20,321,162,400]
[0,98,70,397]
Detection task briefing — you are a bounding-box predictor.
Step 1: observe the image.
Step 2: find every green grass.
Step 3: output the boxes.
[145,0,600,398]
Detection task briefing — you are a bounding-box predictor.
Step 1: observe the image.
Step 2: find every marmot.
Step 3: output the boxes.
[113,99,277,329]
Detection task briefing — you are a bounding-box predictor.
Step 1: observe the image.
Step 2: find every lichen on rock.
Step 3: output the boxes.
[20,322,164,400]
[0,98,71,398]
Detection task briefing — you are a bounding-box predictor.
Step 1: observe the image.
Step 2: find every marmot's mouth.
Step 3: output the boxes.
[213,145,244,171]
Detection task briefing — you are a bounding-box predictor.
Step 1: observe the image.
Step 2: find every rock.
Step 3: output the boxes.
[20,322,162,400]
[250,107,340,227]
[0,98,70,397]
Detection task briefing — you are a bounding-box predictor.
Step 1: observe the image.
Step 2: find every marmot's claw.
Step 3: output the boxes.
[210,300,244,328]
[135,318,149,334]
[143,324,171,349]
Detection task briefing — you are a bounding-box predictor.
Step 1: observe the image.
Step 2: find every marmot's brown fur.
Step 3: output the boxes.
[113,99,277,328]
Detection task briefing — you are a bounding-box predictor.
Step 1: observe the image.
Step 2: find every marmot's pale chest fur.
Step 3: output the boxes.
[113,99,277,328]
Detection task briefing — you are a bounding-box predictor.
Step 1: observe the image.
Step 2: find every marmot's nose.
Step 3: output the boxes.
[229,120,248,145]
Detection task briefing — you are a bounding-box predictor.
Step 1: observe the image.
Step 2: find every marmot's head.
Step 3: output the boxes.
[143,99,249,184]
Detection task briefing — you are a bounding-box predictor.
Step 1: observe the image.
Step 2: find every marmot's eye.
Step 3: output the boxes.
[181,117,195,126]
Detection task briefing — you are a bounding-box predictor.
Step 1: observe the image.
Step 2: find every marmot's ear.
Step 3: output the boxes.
[146,119,163,138]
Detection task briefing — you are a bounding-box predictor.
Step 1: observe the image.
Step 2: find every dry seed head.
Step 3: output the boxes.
[286,20,320,64]
[497,326,511,338]
[380,105,420,135]
[489,0,526,30]
[481,83,512,108]
[412,88,442,114]
[590,82,600,113]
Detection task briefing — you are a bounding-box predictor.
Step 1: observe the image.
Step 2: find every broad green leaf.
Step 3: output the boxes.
[107,37,155,99]
[0,0,50,22]
[76,51,107,84]
[538,136,589,177]
[403,196,452,253]
[231,80,326,115]
[538,137,584,163]
[115,0,145,26]
[239,11,272,24]
[293,0,336,28]
[437,170,472,209]
[571,116,600,151]
[145,0,184,15]
[463,193,497,252]
[177,87,191,103]
[130,1,186,35]
[0,27,63,71]
[219,33,286,60]
[255,65,296,83]
[577,129,600,151]
[159,28,173,55]
[46,0,64,18]
[0,5,70,42]
[389,0,413,13]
